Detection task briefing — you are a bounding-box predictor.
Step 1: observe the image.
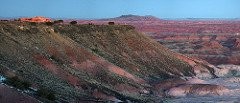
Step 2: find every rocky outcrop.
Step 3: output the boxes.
[19,16,51,22]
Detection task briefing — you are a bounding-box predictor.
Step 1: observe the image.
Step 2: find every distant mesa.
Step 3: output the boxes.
[19,16,51,23]
[116,14,160,20]
[100,14,161,21]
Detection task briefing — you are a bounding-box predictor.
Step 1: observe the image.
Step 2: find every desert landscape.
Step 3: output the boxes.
[1,0,240,103]
[0,15,239,102]
[80,15,240,66]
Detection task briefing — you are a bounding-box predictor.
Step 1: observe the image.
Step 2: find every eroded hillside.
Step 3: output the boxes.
[0,21,219,102]
[81,15,240,65]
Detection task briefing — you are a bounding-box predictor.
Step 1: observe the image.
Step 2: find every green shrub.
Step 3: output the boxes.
[3,76,31,90]
[37,87,56,101]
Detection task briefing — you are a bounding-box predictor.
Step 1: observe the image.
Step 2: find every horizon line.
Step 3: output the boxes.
[1,15,240,20]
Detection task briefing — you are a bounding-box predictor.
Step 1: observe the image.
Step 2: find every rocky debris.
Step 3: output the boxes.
[166,84,229,97]
[19,16,51,23]
[215,65,240,77]
[154,77,229,97]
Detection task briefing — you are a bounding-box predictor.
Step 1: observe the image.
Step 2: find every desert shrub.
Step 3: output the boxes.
[91,48,99,53]
[230,70,238,76]
[29,27,40,34]
[0,20,8,21]
[3,76,31,90]
[91,48,105,57]
[70,21,77,25]
[29,22,37,26]
[88,23,94,25]
[108,22,115,25]
[45,22,54,26]
[49,55,62,63]
[53,28,59,33]
[13,19,19,21]
[95,70,107,82]
[95,70,122,86]
[95,70,108,81]
[124,25,135,30]
[37,87,56,101]
[53,20,64,24]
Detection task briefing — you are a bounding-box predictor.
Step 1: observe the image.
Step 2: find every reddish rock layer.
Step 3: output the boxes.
[19,16,51,23]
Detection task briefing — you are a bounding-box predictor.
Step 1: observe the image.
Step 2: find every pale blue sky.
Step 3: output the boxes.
[0,0,240,19]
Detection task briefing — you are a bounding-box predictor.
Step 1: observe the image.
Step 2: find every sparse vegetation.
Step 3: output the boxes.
[37,87,56,101]
[108,21,115,25]
[70,21,77,25]
[29,22,37,26]
[53,20,64,24]
[0,21,207,102]
[45,22,54,26]
[0,20,8,21]
[49,55,62,64]
[3,76,31,90]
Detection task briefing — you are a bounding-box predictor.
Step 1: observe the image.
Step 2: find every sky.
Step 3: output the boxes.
[0,0,240,19]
